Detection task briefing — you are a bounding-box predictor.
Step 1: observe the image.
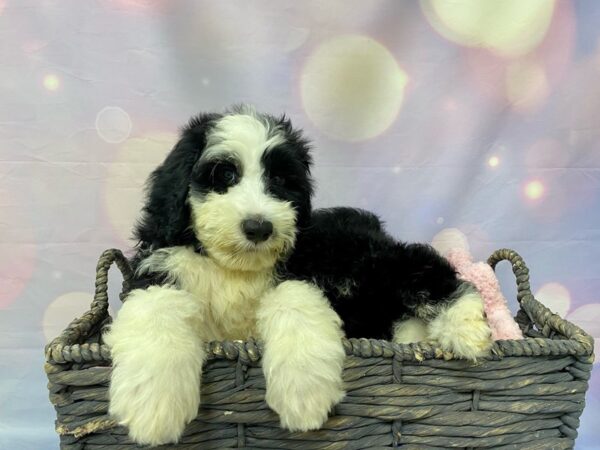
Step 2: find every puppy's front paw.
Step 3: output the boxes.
[103,286,207,446]
[428,289,493,360]
[109,360,200,446]
[258,281,346,431]
[265,368,344,432]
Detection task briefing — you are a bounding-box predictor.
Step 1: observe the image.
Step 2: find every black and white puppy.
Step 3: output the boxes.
[104,105,492,446]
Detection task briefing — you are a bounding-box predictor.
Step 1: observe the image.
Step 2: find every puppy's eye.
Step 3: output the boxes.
[221,168,237,185]
[213,164,239,186]
[271,175,285,187]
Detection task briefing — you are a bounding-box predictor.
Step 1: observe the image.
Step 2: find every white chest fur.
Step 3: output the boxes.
[137,247,275,340]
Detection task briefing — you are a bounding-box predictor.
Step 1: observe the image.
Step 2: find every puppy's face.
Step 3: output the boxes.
[188,109,312,271]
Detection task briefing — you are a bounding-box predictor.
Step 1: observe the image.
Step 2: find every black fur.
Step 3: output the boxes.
[282,207,460,339]
[134,112,313,254]
[134,113,220,250]
[262,142,313,228]
[193,158,241,195]
[131,109,464,340]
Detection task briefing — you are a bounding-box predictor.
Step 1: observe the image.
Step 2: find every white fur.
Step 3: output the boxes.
[428,288,493,360]
[257,281,346,431]
[107,111,346,445]
[109,251,345,444]
[103,286,206,446]
[392,318,429,344]
[203,107,285,164]
[189,192,296,272]
[137,246,273,340]
[191,111,297,272]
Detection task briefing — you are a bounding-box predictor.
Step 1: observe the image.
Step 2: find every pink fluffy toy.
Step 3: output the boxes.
[444,248,523,340]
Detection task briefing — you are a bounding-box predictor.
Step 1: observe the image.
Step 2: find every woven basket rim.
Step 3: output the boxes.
[44,248,595,368]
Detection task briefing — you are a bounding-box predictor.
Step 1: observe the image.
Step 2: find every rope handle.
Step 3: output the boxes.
[45,249,134,362]
[487,248,533,305]
[91,248,134,310]
[487,248,593,355]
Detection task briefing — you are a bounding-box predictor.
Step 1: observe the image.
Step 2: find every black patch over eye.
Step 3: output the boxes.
[260,123,313,227]
[214,164,238,186]
[193,159,240,194]
[262,144,312,204]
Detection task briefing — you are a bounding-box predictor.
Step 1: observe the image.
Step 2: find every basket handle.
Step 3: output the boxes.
[487,248,533,305]
[91,248,134,310]
[487,248,594,355]
[487,248,539,335]
[45,249,134,363]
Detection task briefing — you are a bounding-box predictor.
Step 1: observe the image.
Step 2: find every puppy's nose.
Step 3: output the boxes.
[242,218,273,243]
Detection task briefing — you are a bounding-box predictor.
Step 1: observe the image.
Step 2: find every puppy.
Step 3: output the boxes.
[104,105,492,446]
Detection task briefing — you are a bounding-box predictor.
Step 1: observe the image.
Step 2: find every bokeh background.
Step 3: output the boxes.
[0,0,599,448]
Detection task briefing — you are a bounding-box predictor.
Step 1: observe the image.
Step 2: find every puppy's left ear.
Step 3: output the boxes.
[278,115,314,227]
[134,113,219,250]
[278,114,313,171]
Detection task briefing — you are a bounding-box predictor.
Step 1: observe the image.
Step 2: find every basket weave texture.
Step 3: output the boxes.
[45,249,595,449]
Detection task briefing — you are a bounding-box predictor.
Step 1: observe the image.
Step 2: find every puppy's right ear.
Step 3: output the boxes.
[134,113,219,250]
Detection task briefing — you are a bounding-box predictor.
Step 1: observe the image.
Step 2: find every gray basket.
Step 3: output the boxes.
[45,249,595,449]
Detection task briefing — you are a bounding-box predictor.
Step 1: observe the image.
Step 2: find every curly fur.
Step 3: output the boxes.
[105,105,492,446]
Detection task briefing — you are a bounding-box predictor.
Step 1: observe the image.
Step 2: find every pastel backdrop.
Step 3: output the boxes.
[0,1,599,448]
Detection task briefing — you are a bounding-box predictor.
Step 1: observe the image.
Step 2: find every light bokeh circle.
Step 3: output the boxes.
[462,0,573,112]
[96,106,133,144]
[43,292,114,343]
[488,156,500,168]
[43,73,60,92]
[301,35,408,142]
[567,304,600,357]
[105,133,177,243]
[535,283,571,317]
[431,228,470,256]
[524,179,545,201]
[421,0,556,57]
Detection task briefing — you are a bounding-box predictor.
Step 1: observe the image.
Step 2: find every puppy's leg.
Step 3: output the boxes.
[423,283,493,360]
[103,285,206,446]
[257,280,345,432]
[392,318,429,344]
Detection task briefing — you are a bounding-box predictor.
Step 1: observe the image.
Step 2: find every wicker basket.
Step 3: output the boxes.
[45,248,595,449]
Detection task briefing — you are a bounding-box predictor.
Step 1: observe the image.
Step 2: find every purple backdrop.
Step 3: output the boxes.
[0,1,598,448]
